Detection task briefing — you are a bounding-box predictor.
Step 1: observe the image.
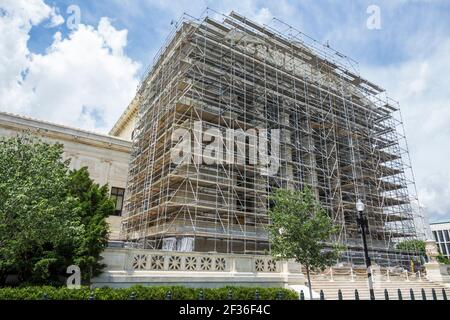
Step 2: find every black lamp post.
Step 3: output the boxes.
[356,199,375,300]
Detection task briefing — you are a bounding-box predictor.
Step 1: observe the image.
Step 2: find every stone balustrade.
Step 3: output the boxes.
[91,247,450,289]
[91,247,305,288]
[127,250,283,273]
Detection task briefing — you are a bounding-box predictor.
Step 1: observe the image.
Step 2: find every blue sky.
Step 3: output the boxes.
[1,0,450,223]
[26,0,450,74]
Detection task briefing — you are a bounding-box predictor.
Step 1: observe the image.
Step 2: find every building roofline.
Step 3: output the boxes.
[0,111,132,151]
[109,96,138,136]
[430,220,450,225]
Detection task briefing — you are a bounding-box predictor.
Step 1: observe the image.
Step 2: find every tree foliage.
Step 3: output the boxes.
[267,187,342,298]
[267,187,342,269]
[0,134,79,284]
[395,239,426,256]
[437,254,450,265]
[0,134,113,285]
[68,167,113,281]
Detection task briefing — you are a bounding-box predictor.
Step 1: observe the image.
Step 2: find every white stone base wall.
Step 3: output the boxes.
[425,262,450,286]
[91,248,305,289]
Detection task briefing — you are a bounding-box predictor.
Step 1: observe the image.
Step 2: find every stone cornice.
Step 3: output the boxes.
[109,95,139,136]
[0,111,132,152]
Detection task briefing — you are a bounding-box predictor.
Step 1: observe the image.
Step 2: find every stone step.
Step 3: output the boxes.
[312,289,448,300]
[312,283,448,289]
[305,265,450,300]
[316,295,448,300]
[311,280,439,284]
[312,283,443,288]
[315,288,448,294]
[312,284,443,290]
[310,282,450,300]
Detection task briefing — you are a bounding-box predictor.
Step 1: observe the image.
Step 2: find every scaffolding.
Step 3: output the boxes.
[121,11,426,267]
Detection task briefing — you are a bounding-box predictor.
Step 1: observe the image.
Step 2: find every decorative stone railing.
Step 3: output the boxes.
[308,266,427,282]
[92,248,305,288]
[92,247,450,289]
[127,250,280,273]
[98,247,305,275]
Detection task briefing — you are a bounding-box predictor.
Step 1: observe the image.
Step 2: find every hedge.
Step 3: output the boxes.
[0,286,298,300]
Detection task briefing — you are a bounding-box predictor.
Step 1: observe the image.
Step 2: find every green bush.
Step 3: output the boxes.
[437,254,450,265]
[0,285,298,300]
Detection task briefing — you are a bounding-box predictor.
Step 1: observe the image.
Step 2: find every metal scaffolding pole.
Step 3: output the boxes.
[120,11,425,267]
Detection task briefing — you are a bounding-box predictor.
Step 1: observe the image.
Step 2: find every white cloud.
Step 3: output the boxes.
[0,0,140,133]
[48,8,65,27]
[362,38,450,222]
[0,0,56,25]
[0,0,55,111]
[253,8,273,25]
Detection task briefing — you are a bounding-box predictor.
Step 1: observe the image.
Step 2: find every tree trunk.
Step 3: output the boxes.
[306,264,313,300]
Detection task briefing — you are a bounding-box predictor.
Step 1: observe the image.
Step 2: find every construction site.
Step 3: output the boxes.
[120,11,426,268]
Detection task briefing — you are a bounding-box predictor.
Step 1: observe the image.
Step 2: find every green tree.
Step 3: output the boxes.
[396,240,427,271]
[396,240,450,266]
[0,134,81,285]
[0,134,113,285]
[437,254,450,265]
[396,239,426,255]
[267,187,342,299]
[67,167,113,282]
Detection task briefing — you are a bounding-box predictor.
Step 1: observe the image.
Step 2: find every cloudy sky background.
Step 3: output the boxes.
[1,0,450,223]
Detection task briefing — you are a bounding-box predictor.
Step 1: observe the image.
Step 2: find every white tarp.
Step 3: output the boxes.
[162,237,177,251]
[177,237,194,252]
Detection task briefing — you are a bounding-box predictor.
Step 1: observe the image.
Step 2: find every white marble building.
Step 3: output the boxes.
[3,109,450,291]
[0,111,134,239]
[0,108,310,289]
[430,221,450,259]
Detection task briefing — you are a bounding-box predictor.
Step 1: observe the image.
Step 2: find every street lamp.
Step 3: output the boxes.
[356,199,375,300]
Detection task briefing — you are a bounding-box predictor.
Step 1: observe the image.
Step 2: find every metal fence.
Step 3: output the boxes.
[300,287,448,300]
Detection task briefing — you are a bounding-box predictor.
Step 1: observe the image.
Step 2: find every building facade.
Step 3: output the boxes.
[121,12,426,267]
[0,12,430,268]
[430,221,450,259]
[0,111,132,239]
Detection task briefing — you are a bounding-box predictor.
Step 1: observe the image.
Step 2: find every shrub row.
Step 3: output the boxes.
[0,285,298,300]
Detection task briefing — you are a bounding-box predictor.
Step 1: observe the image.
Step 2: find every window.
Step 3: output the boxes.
[437,242,443,254]
[110,187,125,216]
[433,231,438,243]
[443,229,450,242]
[442,243,449,256]
[437,230,444,242]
